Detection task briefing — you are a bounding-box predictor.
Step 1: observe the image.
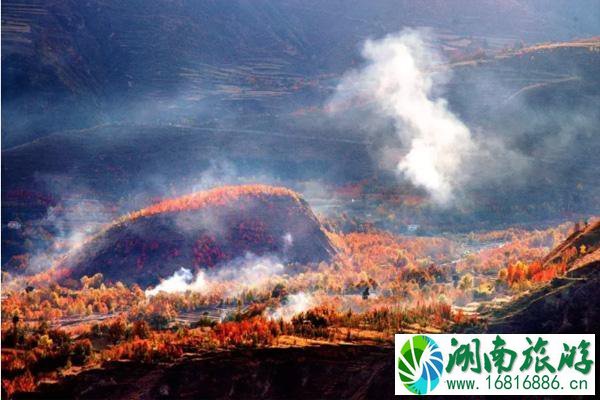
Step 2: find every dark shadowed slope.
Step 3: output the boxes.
[18,344,395,400]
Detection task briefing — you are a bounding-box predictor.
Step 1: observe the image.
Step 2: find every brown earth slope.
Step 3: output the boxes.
[18,344,395,400]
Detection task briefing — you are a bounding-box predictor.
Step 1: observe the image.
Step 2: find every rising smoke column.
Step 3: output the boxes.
[329,30,476,204]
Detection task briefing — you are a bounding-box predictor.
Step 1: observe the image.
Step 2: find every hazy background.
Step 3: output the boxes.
[2,0,600,269]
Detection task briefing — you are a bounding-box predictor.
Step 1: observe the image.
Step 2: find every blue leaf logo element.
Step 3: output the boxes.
[398,335,444,394]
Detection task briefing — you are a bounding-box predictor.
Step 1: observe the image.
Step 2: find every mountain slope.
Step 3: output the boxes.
[57,185,336,287]
[3,0,599,146]
[487,220,600,333]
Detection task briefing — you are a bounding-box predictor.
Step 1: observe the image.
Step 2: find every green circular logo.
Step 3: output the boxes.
[397,335,444,395]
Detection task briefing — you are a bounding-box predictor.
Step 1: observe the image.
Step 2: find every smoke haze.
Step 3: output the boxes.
[145,253,285,297]
[329,30,476,204]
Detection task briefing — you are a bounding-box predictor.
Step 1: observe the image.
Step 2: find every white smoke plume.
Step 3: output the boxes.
[144,253,285,296]
[328,29,476,204]
[145,268,208,296]
[269,292,314,321]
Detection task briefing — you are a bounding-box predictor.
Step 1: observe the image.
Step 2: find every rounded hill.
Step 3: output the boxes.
[59,185,335,287]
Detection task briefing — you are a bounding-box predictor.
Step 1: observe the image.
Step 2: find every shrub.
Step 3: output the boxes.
[71,339,93,366]
[108,319,127,343]
[48,329,71,348]
[292,306,336,329]
[132,320,151,339]
[214,317,279,348]
[2,370,36,397]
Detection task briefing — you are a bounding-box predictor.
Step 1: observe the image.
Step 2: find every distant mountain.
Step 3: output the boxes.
[3,39,598,217]
[488,220,600,333]
[55,185,336,286]
[3,0,599,146]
